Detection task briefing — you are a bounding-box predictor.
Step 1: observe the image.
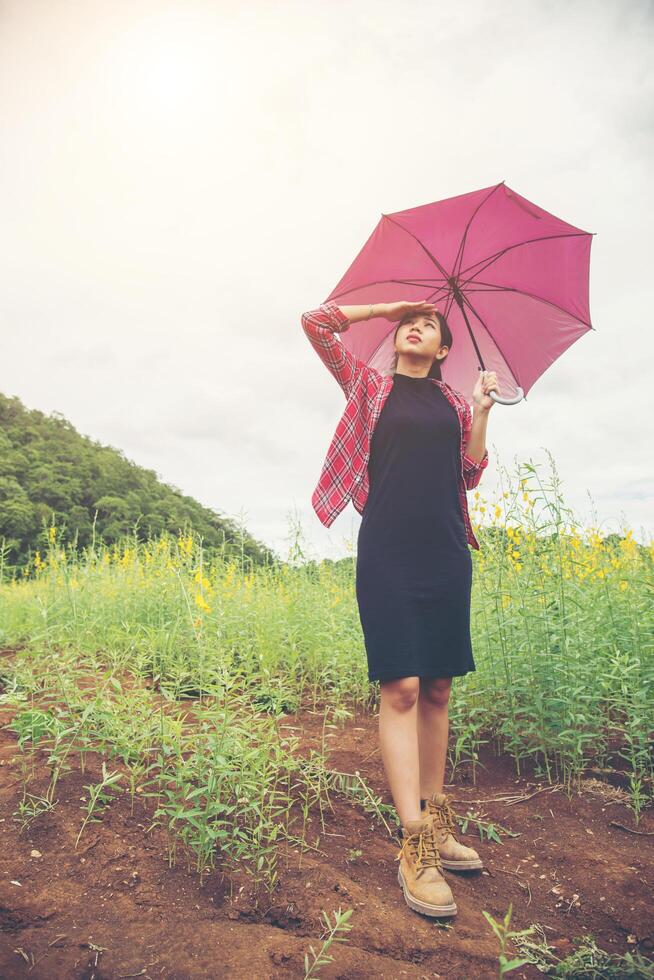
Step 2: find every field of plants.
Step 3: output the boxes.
[0,458,652,979]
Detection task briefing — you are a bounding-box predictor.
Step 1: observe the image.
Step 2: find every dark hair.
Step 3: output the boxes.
[393,310,453,380]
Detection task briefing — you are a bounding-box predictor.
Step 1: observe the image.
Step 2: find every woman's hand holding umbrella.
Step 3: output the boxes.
[472,370,500,411]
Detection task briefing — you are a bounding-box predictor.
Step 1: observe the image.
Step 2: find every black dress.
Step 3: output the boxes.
[355,372,476,683]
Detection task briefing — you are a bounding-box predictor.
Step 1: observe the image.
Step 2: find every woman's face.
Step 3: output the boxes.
[396,313,449,364]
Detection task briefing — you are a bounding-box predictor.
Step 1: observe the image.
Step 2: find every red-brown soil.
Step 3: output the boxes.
[0,703,652,979]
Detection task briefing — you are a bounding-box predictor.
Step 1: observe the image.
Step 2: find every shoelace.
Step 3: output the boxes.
[395,823,443,875]
[428,796,458,837]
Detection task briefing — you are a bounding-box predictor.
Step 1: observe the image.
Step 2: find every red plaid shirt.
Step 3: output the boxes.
[301,302,489,550]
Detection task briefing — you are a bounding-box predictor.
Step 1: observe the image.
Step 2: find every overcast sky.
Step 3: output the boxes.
[1,0,652,561]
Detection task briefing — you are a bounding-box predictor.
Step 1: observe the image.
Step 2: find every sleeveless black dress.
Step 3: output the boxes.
[355,372,475,683]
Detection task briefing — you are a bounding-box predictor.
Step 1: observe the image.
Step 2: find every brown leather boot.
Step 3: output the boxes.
[423,791,483,871]
[395,816,457,917]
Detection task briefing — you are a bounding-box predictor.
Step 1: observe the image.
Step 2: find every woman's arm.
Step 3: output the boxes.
[460,370,498,489]
[301,300,441,398]
[463,405,490,466]
[335,303,387,323]
[301,302,364,398]
[461,405,489,490]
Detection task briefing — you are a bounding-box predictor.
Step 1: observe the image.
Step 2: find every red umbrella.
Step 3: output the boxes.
[325,181,594,404]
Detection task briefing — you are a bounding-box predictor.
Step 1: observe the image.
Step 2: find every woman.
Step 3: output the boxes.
[301,299,498,919]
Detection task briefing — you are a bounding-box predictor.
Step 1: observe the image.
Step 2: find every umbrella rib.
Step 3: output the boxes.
[455,280,593,328]
[387,278,449,290]
[459,291,524,391]
[330,232,590,305]
[451,182,506,282]
[457,231,591,284]
[355,287,523,389]
[390,278,449,285]
[364,331,393,372]
[328,273,591,331]
[328,278,449,302]
[382,214,451,280]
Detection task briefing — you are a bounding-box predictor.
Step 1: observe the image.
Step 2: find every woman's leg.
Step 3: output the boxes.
[416,676,483,868]
[378,676,422,827]
[417,677,452,799]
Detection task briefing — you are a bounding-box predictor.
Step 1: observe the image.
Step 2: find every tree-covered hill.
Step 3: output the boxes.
[0,393,277,571]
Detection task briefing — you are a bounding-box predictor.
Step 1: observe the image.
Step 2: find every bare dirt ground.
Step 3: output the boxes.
[0,701,652,979]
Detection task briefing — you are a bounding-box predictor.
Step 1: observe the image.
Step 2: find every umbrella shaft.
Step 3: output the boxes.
[451,286,486,373]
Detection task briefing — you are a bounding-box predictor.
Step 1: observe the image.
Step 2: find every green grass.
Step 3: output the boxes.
[0,454,652,896]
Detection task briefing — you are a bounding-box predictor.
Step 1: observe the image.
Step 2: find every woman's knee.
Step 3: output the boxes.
[419,676,452,707]
[380,676,420,712]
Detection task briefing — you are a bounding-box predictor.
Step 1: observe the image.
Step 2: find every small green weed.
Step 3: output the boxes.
[75,763,123,848]
[512,923,654,978]
[482,902,537,976]
[303,907,354,979]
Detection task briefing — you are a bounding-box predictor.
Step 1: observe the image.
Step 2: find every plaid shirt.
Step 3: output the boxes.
[301,302,489,550]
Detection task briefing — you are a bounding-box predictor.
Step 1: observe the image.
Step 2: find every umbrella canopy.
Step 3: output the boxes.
[325,181,594,403]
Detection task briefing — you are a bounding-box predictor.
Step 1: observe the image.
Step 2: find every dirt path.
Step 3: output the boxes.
[0,707,652,979]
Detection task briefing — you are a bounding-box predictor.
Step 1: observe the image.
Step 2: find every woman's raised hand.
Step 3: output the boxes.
[382,300,440,323]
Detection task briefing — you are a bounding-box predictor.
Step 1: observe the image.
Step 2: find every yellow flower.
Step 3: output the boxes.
[194,592,211,613]
[193,570,213,592]
[178,534,194,557]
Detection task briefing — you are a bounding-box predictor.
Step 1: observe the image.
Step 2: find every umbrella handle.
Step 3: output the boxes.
[488,385,525,406]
